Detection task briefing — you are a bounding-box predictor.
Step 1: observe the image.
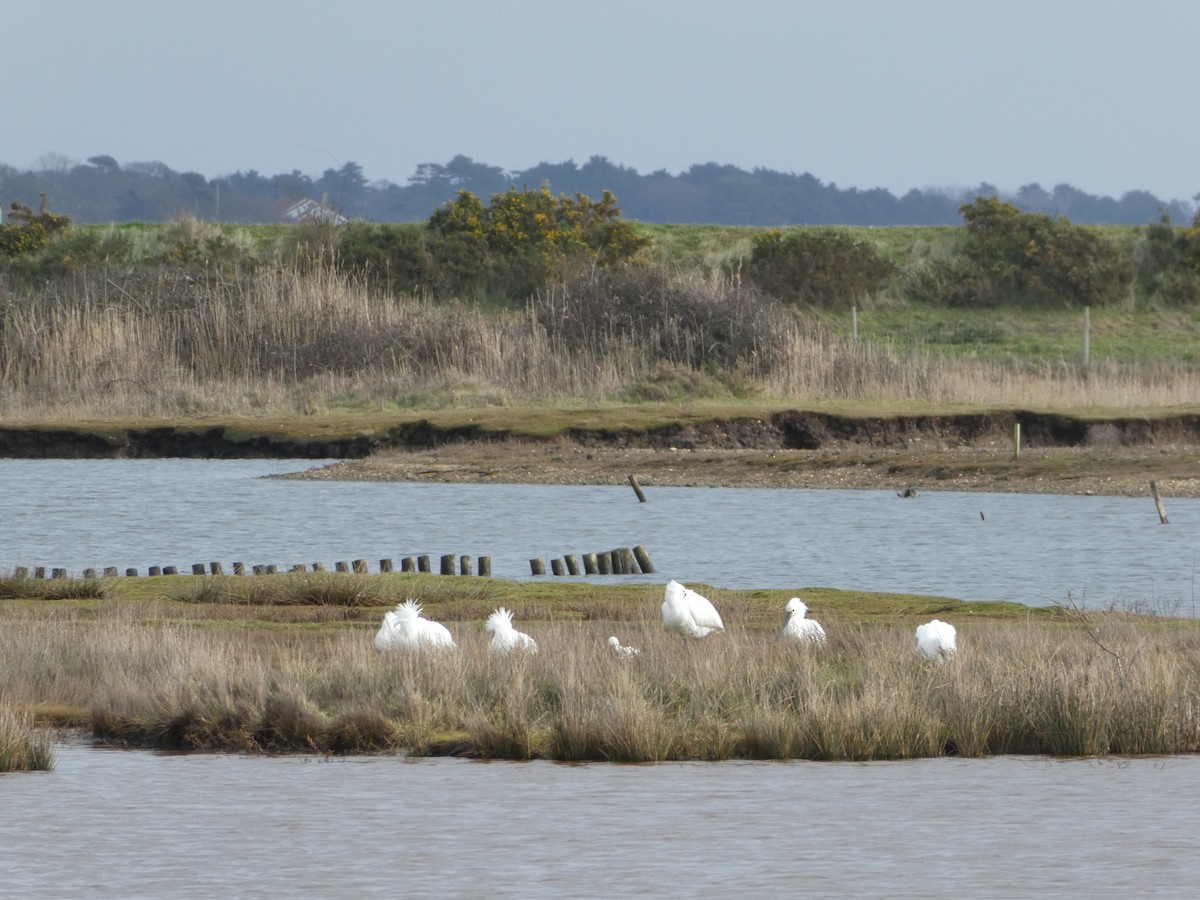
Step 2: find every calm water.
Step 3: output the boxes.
[2,744,1197,898]
[2,458,1198,610]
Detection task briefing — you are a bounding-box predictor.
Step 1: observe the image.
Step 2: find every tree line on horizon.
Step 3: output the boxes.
[1,154,1194,228]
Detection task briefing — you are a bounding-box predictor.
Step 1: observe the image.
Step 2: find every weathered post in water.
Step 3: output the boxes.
[565,554,580,575]
[530,558,546,575]
[550,558,565,576]
[459,555,473,576]
[628,474,647,503]
[478,556,491,577]
[633,545,656,574]
[583,553,598,575]
[379,558,393,573]
[440,554,456,576]
[1151,480,1169,524]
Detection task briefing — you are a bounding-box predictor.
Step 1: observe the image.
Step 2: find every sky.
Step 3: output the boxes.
[6,0,1199,202]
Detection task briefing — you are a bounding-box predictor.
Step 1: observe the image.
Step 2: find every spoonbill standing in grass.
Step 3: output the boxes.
[487,607,538,654]
[374,599,455,652]
[777,597,827,645]
[607,635,640,657]
[915,619,957,662]
[661,579,724,638]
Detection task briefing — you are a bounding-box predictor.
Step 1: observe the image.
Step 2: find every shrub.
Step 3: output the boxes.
[747,227,895,307]
[956,196,1130,307]
[533,264,795,373]
[1134,211,1200,306]
[0,195,73,259]
[427,186,650,301]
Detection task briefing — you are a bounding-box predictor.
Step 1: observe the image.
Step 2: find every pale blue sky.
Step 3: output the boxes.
[7,0,1199,201]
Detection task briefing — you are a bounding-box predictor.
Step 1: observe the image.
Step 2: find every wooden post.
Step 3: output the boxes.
[83,568,96,579]
[1151,480,1169,524]
[13,567,29,578]
[459,555,473,576]
[290,564,306,573]
[551,558,565,576]
[609,549,626,574]
[311,562,326,572]
[52,568,67,579]
[335,561,349,573]
[564,554,580,575]
[192,563,206,575]
[379,558,393,573]
[530,558,546,575]
[210,562,223,575]
[1013,422,1021,459]
[163,566,178,576]
[233,561,245,575]
[1083,306,1090,367]
[478,556,491,577]
[34,567,46,579]
[353,559,368,574]
[417,555,431,573]
[401,557,416,572]
[440,553,455,575]
[125,568,138,577]
[633,545,656,573]
[147,565,161,577]
[597,552,612,575]
[628,474,647,503]
[103,567,118,577]
[252,565,265,576]
[582,553,598,575]
[265,564,278,575]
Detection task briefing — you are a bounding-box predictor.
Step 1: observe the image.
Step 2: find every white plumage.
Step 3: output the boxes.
[374,599,455,652]
[661,579,724,638]
[486,607,538,654]
[607,635,640,657]
[777,597,827,645]
[915,619,957,662]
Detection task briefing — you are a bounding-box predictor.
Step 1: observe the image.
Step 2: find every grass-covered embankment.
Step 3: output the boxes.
[2,573,1197,761]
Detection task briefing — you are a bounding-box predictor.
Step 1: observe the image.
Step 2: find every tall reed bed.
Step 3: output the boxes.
[1,600,1196,760]
[2,264,1198,418]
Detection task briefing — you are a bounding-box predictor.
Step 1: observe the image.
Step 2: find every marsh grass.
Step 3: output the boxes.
[0,707,55,772]
[1,589,1196,760]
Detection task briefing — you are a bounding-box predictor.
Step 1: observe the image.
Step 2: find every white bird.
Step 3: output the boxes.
[607,635,640,657]
[661,579,724,638]
[915,619,957,662]
[777,597,827,645]
[374,599,455,652]
[486,607,538,654]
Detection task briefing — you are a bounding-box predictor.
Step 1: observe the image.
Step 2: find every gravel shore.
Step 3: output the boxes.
[278,440,1200,498]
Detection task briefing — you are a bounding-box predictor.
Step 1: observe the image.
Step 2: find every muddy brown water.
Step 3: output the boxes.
[2,744,1198,898]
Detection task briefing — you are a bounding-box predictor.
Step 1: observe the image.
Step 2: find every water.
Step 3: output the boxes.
[2,458,1199,610]
[2,744,1197,898]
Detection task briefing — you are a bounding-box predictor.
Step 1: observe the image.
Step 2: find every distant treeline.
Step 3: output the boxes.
[1,154,1194,227]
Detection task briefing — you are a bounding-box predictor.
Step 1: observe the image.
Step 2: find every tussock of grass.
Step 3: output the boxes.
[0,707,55,772]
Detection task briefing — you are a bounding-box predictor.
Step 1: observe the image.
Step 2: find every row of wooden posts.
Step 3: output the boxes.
[9,545,656,580]
[529,544,655,576]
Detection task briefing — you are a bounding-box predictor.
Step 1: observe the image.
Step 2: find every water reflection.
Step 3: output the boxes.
[2,745,1196,898]
[1,459,1198,610]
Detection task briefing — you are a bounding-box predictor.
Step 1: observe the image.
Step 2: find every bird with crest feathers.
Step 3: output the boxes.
[487,607,538,654]
[374,599,455,652]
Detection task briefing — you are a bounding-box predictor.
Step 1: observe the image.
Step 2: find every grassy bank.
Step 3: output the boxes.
[2,573,1197,761]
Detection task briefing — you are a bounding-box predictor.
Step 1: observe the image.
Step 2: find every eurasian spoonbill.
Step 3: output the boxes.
[661,579,724,638]
[487,607,538,654]
[374,599,455,651]
[915,619,957,662]
[607,635,640,657]
[777,597,826,645]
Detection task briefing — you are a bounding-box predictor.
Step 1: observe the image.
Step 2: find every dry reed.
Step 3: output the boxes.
[2,264,1197,419]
